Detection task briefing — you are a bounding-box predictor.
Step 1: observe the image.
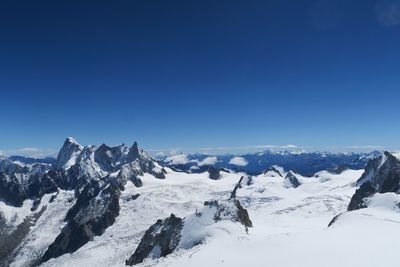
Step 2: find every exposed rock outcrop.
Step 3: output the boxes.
[94,144,129,172]
[204,199,253,229]
[126,199,252,265]
[0,173,28,207]
[230,176,253,199]
[125,214,183,266]
[348,152,400,211]
[208,167,229,180]
[264,166,283,177]
[285,171,301,188]
[41,180,121,263]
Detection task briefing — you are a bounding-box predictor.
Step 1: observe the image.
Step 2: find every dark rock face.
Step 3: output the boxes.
[0,170,59,207]
[0,173,27,207]
[348,182,378,211]
[230,176,253,199]
[41,181,121,263]
[204,200,253,229]
[27,173,58,199]
[0,159,26,175]
[348,152,400,211]
[126,214,183,266]
[208,167,221,180]
[264,166,283,177]
[285,171,301,188]
[95,144,128,172]
[356,152,399,188]
[208,167,228,180]
[127,142,140,162]
[327,212,343,227]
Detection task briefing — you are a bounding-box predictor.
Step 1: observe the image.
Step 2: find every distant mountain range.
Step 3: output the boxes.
[2,149,382,177]
[159,150,382,176]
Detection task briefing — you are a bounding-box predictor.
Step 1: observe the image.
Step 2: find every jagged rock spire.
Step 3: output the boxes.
[127,141,140,161]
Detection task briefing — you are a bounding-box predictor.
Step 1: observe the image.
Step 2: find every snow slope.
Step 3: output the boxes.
[25,167,398,267]
[2,153,399,267]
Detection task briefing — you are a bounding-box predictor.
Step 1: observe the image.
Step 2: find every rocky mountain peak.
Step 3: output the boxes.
[356,151,400,189]
[285,171,301,188]
[264,166,283,177]
[54,137,84,170]
[127,141,140,161]
[94,143,128,172]
[348,151,400,211]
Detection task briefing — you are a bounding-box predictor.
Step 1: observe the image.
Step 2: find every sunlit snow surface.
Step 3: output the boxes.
[6,168,400,267]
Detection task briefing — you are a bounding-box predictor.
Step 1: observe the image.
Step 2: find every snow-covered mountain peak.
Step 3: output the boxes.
[65,137,80,145]
[263,165,285,177]
[54,137,84,170]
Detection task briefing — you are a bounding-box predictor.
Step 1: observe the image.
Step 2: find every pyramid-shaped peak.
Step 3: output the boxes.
[54,137,83,169]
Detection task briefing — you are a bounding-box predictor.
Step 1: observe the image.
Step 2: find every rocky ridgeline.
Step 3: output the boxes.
[264,166,283,177]
[0,138,166,208]
[327,152,400,228]
[126,199,252,265]
[348,151,400,211]
[41,180,121,263]
[0,137,168,264]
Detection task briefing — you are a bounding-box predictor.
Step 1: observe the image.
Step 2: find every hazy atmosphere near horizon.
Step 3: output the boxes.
[1,0,400,156]
[2,1,400,267]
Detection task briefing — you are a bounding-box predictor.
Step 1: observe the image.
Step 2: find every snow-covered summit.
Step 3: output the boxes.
[54,137,84,170]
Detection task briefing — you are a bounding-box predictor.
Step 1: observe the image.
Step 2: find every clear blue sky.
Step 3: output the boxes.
[1,0,400,156]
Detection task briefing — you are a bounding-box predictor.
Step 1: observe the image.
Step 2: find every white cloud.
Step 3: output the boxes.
[148,144,304,155]
[0,148,57,158]
[164,154,191,165]
[240,144,298,149]
[198,156,218,166]
[155,151,165,157]
[348,145,383,149]
[229,156,248,166]
[18,147,40,153]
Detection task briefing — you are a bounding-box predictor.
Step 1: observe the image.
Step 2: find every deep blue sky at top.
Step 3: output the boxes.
[1,0,400,154]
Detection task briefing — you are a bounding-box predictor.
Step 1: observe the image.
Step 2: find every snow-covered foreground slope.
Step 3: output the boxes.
[163,203,400,267]
[28,167,398,267]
